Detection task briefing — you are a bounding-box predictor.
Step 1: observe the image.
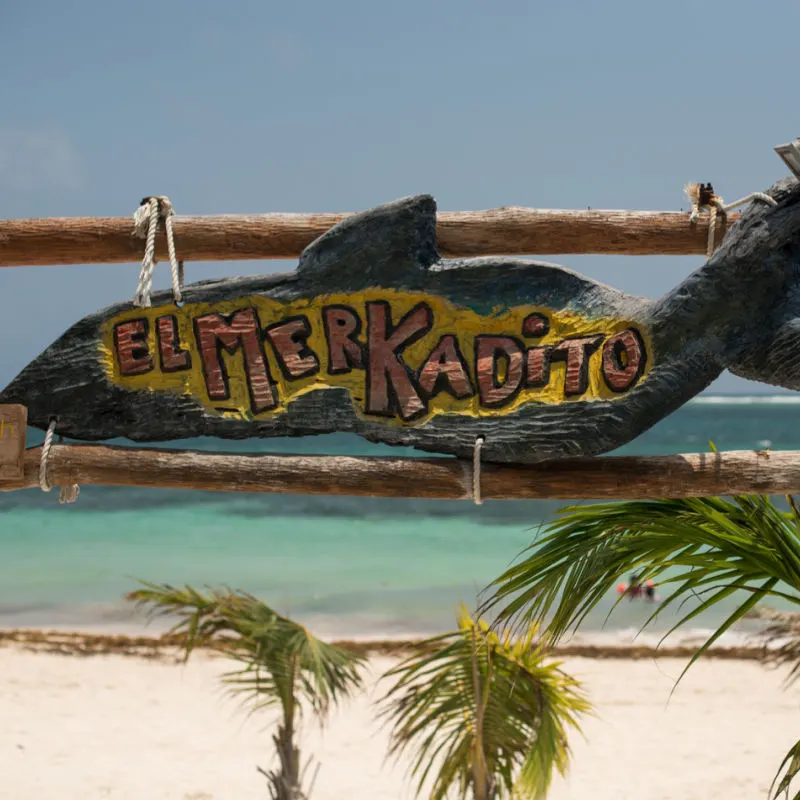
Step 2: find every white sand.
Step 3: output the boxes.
[0,648,798,799]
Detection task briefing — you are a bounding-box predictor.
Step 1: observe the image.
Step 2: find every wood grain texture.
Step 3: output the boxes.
[0,405,26,479]
[1,444,795,499]
[0,207,734,267]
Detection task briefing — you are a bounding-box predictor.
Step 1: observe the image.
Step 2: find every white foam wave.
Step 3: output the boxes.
[691,395,800,405]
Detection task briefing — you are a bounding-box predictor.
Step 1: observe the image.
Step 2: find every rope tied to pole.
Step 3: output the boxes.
[685,183,778,258]
[132,195,183,307]
[39,420,80,504]
[473,436,485,505]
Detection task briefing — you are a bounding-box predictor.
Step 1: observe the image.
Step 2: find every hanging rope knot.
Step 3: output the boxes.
[39,420,80,504]
[473,436,485,506]
[684,182,778,259]
[132,195,183,308]
[685,182,723,229]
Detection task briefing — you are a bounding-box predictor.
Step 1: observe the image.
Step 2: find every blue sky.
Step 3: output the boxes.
[1,0,798,392]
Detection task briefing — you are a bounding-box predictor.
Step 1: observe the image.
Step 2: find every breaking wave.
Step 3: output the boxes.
[691,395,800,405]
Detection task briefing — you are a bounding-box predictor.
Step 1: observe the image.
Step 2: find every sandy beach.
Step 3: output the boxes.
[0,644,798,800]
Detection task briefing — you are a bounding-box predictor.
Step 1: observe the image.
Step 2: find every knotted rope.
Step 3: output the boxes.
[133,195,183,307]
[473,436,485,506]
[685,183,778,258]
[39,420,80,504]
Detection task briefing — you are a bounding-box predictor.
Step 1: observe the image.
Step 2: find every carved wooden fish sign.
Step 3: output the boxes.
[3,178,800,463]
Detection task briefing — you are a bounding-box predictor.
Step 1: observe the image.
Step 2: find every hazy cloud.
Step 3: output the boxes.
[0,128,83,192]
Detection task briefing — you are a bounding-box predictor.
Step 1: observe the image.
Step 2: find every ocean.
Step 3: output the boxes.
[1,395,798,642]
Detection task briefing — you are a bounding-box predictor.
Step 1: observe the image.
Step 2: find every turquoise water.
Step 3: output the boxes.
[1,396,798,637]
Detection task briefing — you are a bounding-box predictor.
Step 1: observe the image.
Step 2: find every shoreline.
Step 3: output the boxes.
[0,626,773,661]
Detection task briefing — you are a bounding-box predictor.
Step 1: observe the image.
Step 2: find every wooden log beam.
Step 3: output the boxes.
[0,208,736,267]
[3,443,794,499]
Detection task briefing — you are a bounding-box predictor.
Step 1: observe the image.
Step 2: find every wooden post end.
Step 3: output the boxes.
[0,405,27,480]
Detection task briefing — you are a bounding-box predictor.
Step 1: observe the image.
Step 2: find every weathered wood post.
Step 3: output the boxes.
[0,405,26,480]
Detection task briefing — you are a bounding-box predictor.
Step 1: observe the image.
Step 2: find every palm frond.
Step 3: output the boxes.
[127,581,239,657]
[223,614,366,719]
[378,605,590,799]
[747,606,800,685]
[483,495,800,798]
[485,496,800,656]
[127,582,365,722]
[771,738,800,800]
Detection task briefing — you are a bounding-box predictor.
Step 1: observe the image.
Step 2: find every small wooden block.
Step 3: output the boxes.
[0,404,26,479]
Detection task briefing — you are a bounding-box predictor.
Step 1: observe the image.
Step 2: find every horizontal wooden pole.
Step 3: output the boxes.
[2,443,794,499]
[0,208,736,267]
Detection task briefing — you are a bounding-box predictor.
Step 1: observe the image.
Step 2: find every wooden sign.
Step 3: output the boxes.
[2,180,799,463]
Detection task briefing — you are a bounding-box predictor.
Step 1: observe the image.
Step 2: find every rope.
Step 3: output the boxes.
[57,437,80,504]
[133,198,159,307]
[163,212,183,305]
[39,420,80,504]
[473,436,485,506]
[722,191,778,212]
[38,420,56,492]
[685,183,778,259]
[707,199,724,258]
[133,195,183,307]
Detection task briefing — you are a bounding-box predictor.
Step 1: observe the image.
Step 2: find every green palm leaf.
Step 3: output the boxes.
[486,496,800,647]
[772,738,800,800]
[483,494,800,798]
[127,582,365,799]
[128,581,365,718]
[748,607,800,684]
[378,605,590,799]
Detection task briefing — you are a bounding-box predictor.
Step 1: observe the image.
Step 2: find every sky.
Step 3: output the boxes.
[1,0,799,393]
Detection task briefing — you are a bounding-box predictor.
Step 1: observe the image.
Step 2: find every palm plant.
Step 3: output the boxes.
[749,606,800,682]
[484,494,800,799]
[127,582,366,800]
[378,605,590,800]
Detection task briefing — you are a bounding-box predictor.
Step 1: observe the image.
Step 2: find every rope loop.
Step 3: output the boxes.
[685,183,778,259]
[722,191,778,212]
[38,420,56,492]
[473,436,485,506]
[133,195,183,308]
[39,420,80,504]
[707,198,725,259]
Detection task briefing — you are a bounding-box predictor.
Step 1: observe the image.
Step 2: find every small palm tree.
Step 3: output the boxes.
[378,605,590,800]
[484,494,800,799]
[127,582,366,800]
[749,606,800,682]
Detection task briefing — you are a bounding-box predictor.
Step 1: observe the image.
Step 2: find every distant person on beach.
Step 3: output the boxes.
[616,574,659,602]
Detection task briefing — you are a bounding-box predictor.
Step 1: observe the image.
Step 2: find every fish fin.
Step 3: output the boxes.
[297,194,439,290]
